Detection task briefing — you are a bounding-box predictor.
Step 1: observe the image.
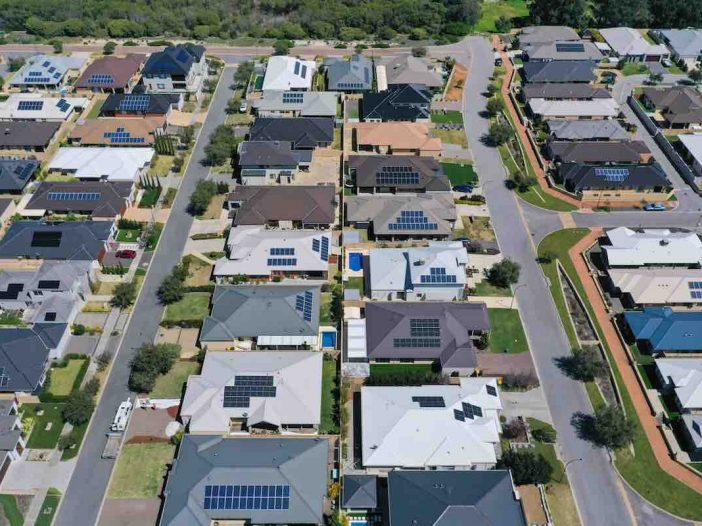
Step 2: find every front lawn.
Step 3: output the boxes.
[35,489,61,526]
[475,0,528,32]
[432,128,468,148]
[0,494,23,526]
[320,358,339,434]
[458,216,496,241]
[150,360,200,399]
[46,359,88,397]
[138,187,162,208]
[621,63,650,76]
[163,292,211,323]
[108,443,175,499]
[200,194,226,220]
[182,255,214,287]
[431,111,463,124]
[441,161,477,186]
[23,403,65,449]
[487,308,528,353]
[115,228,142,243]
[517,185,577,212]
[472,280,512,297]
[61,421,88,460]
[148,154,174,177]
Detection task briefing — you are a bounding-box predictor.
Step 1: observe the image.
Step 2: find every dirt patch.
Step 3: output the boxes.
[201,194,226,220]
[476,351,536,378]
[126,436,171,445]
[518,485,548,523]
[155,327,200,359]
[183,256,213,287]
[459,216,496,241]
[98,498,161,526]
[560,267,598,342]
[445,64,467,102]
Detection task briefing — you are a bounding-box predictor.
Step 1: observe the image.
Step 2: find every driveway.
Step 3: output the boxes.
[1,458,76,493]
[501,387,552,424]
[98,499,161,526]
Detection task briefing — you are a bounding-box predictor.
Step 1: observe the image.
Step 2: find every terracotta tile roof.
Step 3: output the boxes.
[75,54,146,89]
[354,122,442,152]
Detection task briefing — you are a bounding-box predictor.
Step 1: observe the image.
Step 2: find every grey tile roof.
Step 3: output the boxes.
[252,91,338,117]
[160,435,328,526]
[361,84,431,121]
[342,475,377,509]
[26,181,132,219]
[547,140,650,163]
[100,93,181,116]
[0,199,11,218]
[249,118,334,149]
[237,141,311,168]
[0,159,40,193]
[200,283,321,341]
[365,302,489,367]
[388,470,526,526]
[228,185,336,226]
[0,221,111,261]
[0,122,60,149]
[522,83,611,100]
[523,40,602,61]
[326,55,373,91]
[349,155,450,192]
[559,162,671,192]
[519,26,581,45]
[547,120,629,141]
[657,29,702,59]
[641,86,702,125]
[522,61,596,83]
[0,415,20,451]
[380,55,443,88]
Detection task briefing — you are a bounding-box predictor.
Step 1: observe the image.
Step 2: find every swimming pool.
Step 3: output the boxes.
[322,331,337,348]
[349,252,363,271]
[349,520,369,526]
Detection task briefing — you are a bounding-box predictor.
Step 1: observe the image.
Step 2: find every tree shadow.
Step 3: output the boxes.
[571,411,605,448]
[554,355,582,381]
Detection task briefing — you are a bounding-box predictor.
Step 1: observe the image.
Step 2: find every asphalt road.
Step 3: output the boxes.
[54,68,236,526]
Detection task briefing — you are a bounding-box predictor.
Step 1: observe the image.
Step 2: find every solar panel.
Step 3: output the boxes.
[420,267,458,284]
[389,210,438,231]
[15,164,35,180]
[204,485,290,511]
[103,128,146,144]
[688,282,702,290]
[37,280,60,290]
[294,61,301,75]
[27,71,42,77]
[266,258,297,266]
[17,100,44,111]
[462,402,482,418]
[393,337,441,347]
[410,319,440,338]
[486,384,497,397]
[556,42,585,52]
[47,192,101,201]
[44,312,57,322]
[31,231,62,248]
[282,92,304,104]
[594,167,629,182]
[118,95,150,112]
[88,74,114,84]
[222,377,277,408]
[0,368,9,387]
[691,290,702,299]
[42,61,50,68]
[56,99,71,112]
[376,166,420,186]
[454,409,465,421]
[312,238,320,252]
[411,396,445,408]
[295,290,314,322]
[320,236,329,262]
[270,247,295,256]
[300,64,307,78]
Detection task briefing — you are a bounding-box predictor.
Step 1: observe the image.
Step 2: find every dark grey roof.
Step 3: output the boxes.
[547,120,629,141]
[160,435,328,526]
[26,181,132,218]
[522,40,602,61]
[237,141,311,168]
[143,44,204,76]
[249,118,334,149]
[0,416,20,451]
[559,162,671,192]
[342,475,377,509]
[228,186,336,226]
[349,155,450,192]
[0,159,39,192]
[0,221,111,261]
[388,470,526,526]
[641,86,702,125]
[0,122,60,149]
[365,302,489,367]
[547,140,650,163]
[200,284,321,341]
[326,55,373,91]
[100,93,181,116]
[522,61,596,83]
[361,85,431,122]
[519,26,580,45]
[522,83,611,100]
[0,324,68,393]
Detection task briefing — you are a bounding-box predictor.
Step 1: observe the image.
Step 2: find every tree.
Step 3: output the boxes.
[486,97,504,117]
[128,343,180,392]
[528,0,593,28]
[595,0,651,27]
[103,41,117,55]
[157,264,188,304]
[50,39,63,54]
[111,282,137,309]
[497,449,553,485]
[647,72,663,85]
[62,391,95,426]
[411,46,427,58]
[486,82,499,96]
[494,15,513,32]
[511,171,537,192]
[226,97,240,114]
[689,68,702,84]
[572,405,636,450]
[83,377,100,397]
[557,347,607,382]
[273,39,293,56]
[487,259,521,288]
[188,179,219,216]
[8,57,25,72]
[203,125,237,166]
[233,61,254,87]
[96,351,112,372]
[487,122,512,146]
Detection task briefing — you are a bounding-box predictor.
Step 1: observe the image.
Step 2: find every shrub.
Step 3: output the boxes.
[488,122,513,146]
[111,282,137,309]
[103,41,117,54]
[497,449,553,485]
[556,347,607,382]
[532,426,557,444]
[411,46,427,57]
[487,259,521,288]
[72,324,86,336]
[83,377,100,397]
[96,351,112,372]
[502,418,527,439]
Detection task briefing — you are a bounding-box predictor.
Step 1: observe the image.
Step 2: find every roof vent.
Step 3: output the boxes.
[660,239,670,246]
[4,128,9,135]
[414,259,425,266]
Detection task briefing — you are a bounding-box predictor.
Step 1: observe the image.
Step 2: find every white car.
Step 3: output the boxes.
[239,100,248,113]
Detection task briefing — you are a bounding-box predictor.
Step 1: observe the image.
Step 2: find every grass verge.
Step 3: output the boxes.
[163,292,211,322]
[488,308,528,353]
[0,494,22,526]
[472,280,512,297]
[150,360,200,399]
[35,488,61,526]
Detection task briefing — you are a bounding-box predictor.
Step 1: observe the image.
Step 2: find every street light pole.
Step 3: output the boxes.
[510,283,527,309]
[559,457,583,482]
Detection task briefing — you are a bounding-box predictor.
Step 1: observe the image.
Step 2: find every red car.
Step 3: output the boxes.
[115,249,137,259]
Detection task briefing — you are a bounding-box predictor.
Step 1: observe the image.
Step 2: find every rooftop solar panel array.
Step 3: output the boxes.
[103,128,147,144]
[117,95,150,112]
[594,167,629,182]
[393,337,441,347]
[267,258,297,266]
[88,74,114,84]
[222,376,277,408]
[419,267,458,284]
[47,192,101,201]
[270,247,295,256]
[282,92,304,104]
[295,290,314,322]
[389,210,438,231]
[320,236,329,262]
[376,166,420,186]
[17,100,44,111]
[411,396,445,408]
[204,484,290,511]
[410,319,440,338]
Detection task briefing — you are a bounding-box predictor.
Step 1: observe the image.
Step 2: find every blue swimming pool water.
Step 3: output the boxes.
[322,331,337,348]
[349,252,363,271]
[349,521,369,526]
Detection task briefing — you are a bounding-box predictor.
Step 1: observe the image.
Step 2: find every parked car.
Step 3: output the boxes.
[644,202,666,211]
[452,185,474,193]
[662,58,672,68]
[115,249,137,259]
[239,100,248,113]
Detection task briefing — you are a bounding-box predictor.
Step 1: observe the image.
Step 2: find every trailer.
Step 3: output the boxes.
[111,399,133,432]
[102,432,123,459]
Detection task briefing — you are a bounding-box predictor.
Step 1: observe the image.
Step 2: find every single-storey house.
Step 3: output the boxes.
[75,54,146,93]
[249,118,334,149]
[600,27,669,63]
[236,141,312,185]
[640,86,702,129]
[522,61,597,83]
[521,83,612,101]
[361,84,431,122]
[655,358,702,412]
[9,54,86,89]
[608,268,702,307]
[354,123,442,157]
[325,55,373,92]
[99,93,183,118]
[142,44,206,95]
[0,159,40,194]
[678,133,702,176]
[557,163,671,202]
[262,56,317,91]
[602,227,702,267]
[547,140,651,164]
[547,120,630,141]
[519,26,581,46]
[0,401,26,485]
[252,91,338,118]
[349,154,450,193]
[0,94,88,122]
[522,40,602,62]
[68,117,165,147]
[655,29,702,70]
[22,181,133,220]
[0,121,61,153]
[377,55,443,90]
[528,97,620,119]
[47,147,154,182]
[624,307,702,354]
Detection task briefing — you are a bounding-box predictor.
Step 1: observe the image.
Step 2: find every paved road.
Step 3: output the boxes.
[460,36,637,526]
[54,68,236,526]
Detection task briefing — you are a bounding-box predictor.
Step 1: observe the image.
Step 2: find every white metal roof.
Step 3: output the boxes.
[0,94,88,121]
[262,57,316,91]
[361,378,502,468]
[604,227,702,267]
[599,27,669,57]
[678,134,702,166]
[346,319,367,359]
[47,147,154,181]
[528,98,619,118]
[375,65,388,92]
[655,358,702,409]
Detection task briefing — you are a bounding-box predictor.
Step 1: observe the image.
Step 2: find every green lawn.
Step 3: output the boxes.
[475,0,529,32]
[517,185,578,212]
[35,489,61,526]
[61,421,89,460]
[0,310,25,327]
[0,494,22,526]
[440,161,477,185]
[369,363,434,378]
[320,292,333,324]
[487,308,528,353]
[320,358,339,434]
[108,443,175,499]
[163,292,211,322]
[138,187,162,208]
[431,110,463,124]
[47,359,87,397]
[23,403,65,449]
[115,228,141,242]
[621,62,650,76]
[148,154,175,177]
[150,360,200,399]
[86,97,105,119]
[432,128,468,147]
[472,281,512,297]
[145,222,164,251]
[346,276,365,296]
[527,417,556,440]
[254,75,264,90]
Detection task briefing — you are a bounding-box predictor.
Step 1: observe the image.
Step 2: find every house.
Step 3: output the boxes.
[557,163,671,202]
[199,283,322,350]
[377,55,443,90]
[227,185,336,228]
[0,400,26,484]
[624,307,702,354]
[0,94,88,122]
[0,220,113,262]
[547,140,651,164]
[361,378,502,469]
[180,351,322,434]
[359,302,489,374]
[213,226,332,281]
[522,40,602,62]
[325,55,373,92]
[655,358,702,412]
[547,120,630,141]
[387,470,526,526]
[655,29,702,70]
[236,141,312,185]
[527,98,620,119]
[99,93,183,118]
[349,155,450,193]
[9,54,86,89]
[602,227,702,267]
[47,147,154,182]
[68,117,166,146]
[361,85,431,122]
[522,61,597,83]
[354,123,442,157]
[142,44,207,95]
[640,86,702,129]
[521,83,612,101]
[0,121,61,152]
[75,54,146,93]
[0,159,40,194]
[342,475,377,512]
[368,242,468,301]
[252,91,338,118]
[345,193,456,239]
[159,435,328,526]
[599,27,669,62]
[519,26,581,46]
[262,56,317,91]
[608,268,702,307]
[0,324,71,393]
[249,118,334,149]
[21,181,133,220]
[678,134,702,176]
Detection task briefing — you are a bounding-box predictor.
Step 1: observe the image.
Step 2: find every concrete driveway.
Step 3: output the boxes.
[1,458,76,493]
[501,387,553,424]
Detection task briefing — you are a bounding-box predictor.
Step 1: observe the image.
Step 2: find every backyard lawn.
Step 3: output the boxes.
[35,489,61,526]
[47,359,88,397]
[488,308,528,353]
[0,494,22,526]
[432,128,468,148]
[441,161,477,185]
[163,292,211,322]
[369,363,434,379]
[320,358,339,434]
[472,281,512,297]
[320,292,333,325]
[23,404,65,450]
[108,443,175,499]
[431,110,463,124]
[475,0,528,32]
[116,228,142,243]
[150,360,200,399]
[345,277,365,296]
